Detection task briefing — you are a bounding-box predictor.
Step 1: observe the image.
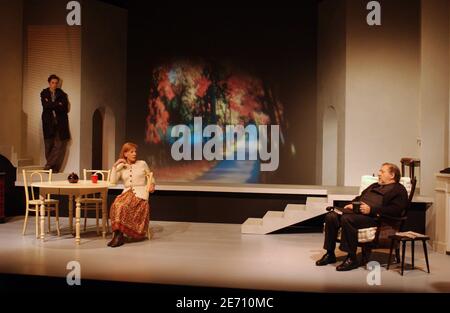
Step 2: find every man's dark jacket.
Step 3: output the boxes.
[40,88,70,140]
[353,182,409,217]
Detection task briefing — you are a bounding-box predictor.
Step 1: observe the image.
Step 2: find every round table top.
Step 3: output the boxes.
[31,180,111,189]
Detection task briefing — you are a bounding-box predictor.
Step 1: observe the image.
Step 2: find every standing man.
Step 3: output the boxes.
[41,74,70,173]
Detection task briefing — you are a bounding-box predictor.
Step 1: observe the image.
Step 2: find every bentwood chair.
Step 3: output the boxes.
[22,169,60,237]
[79,169,111,234]
[145,170,154,240]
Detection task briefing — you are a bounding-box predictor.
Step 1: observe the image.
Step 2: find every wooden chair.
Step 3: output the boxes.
[22,169,60,237]
[79,169,110,235]
[359,177,417,265]
[400,158,420,180]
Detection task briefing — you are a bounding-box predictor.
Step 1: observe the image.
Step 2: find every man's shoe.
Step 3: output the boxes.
[315,253,337,266]
[336,256,359,271]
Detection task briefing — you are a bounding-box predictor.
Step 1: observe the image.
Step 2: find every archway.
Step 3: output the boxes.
[92,107,116,170]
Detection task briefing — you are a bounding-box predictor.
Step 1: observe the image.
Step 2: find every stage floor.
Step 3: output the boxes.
[0,216,449,293]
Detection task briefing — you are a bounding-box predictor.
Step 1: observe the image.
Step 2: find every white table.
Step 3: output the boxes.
[32,180,110,244]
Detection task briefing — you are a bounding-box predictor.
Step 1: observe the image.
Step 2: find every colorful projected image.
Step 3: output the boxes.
[144,60,287,183]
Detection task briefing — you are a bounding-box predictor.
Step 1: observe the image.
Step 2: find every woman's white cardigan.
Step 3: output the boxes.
[110,160,155,201]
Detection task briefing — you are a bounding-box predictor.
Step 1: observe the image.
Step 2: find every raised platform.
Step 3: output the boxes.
[14,174,432,202]
[12,176,432,231]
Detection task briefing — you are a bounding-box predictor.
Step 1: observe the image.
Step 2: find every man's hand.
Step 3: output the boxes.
[360,202,371,215]
[148,183,155,193]
[344,204,352,210]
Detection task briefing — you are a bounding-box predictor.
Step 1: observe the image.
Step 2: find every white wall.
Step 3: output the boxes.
[80,0,127,171]
[317,0,347,186]
[420,0,449,196]
[344,0,420,186]
[322,106,338,185]
[0,1,23,163]
[22,0,81,173]
[102,107,116,169]
[20,0,127,174]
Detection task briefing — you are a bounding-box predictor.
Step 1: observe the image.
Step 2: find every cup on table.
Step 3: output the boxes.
[91,174,98,183]
[352,201,361,214]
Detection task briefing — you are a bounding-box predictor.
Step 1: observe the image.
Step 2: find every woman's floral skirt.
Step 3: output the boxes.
[110,190,149,238]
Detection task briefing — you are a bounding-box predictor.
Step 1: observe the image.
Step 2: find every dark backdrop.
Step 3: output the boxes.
[126,2,318,184]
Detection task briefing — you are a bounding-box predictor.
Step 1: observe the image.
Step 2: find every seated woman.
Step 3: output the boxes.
[108,142,155,247]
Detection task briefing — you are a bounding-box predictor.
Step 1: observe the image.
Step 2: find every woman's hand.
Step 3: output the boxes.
[113,159,126,168]
[360,202,371,215]
[148,183,155,193]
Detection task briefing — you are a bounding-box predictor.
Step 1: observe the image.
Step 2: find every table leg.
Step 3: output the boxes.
[422,240,430,273]
[40,202,45,241]
[69,195,74,233]
[75,197,81,245]
[101,190,107,239]
[411,240,415,269]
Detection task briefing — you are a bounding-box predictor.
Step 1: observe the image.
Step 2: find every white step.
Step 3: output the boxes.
[241,197,328,235]
[305,197,329,212]
[17,165,45,173]
[0,145,18,166]
[284,204,307,219]
[262,211,285,228]
[17,158,34,167]
[241,218,264,234]
[15,169,68,185]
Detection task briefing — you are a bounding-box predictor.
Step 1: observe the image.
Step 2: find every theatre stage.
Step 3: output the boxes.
[0,216,449,293]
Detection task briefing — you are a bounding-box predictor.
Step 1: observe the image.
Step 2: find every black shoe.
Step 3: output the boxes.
[336,256,359,271]
[110,232,124,248]
[107,230,120,247]
[316,252,337,266]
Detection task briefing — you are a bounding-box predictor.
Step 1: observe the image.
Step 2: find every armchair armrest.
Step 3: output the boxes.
[378,214,407,222]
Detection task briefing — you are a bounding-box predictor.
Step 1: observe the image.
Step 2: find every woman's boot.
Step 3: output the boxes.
[107,230,120,247]
[110,231,125,247]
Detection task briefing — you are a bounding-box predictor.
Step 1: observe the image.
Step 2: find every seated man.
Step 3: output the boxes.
[316,162,409,271]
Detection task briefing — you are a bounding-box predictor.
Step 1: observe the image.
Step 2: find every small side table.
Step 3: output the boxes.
[387,234,430,275]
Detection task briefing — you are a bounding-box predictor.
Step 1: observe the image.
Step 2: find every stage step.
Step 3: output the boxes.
[17,158,34,167]
[17,165,45,174]
[241,197,328,234]
[0,145,18,166]
[15,168,68,183]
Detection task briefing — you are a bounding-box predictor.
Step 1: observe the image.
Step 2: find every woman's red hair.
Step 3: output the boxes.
[119,142,138,160]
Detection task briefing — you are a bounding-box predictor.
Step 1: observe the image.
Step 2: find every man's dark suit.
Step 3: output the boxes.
[323,182,409,255]
[40,87,70,172]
